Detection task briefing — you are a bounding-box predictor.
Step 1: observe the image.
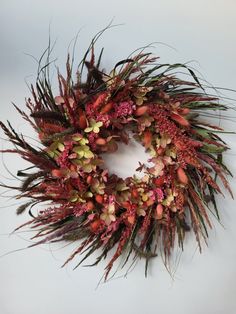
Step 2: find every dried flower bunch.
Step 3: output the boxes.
[0,31,233,281]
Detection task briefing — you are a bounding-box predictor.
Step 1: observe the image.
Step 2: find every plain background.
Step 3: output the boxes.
[1,1,236,313]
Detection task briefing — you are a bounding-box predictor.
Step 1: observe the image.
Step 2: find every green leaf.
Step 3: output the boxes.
[201,144,226,154]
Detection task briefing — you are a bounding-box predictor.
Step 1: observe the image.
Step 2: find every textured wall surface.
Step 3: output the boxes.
[0,1,236,313]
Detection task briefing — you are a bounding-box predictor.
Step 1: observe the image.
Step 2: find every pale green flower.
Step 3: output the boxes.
[72,145,94,159]
[162,189,178,206]
[83,164,94,173]
[84,119,103,133]
[84,191,93,198]
[137,207,146,216]
[116,190,131,203]
[141,193,148,202]
[138,115,154,132]
[166,148,177,159]
[133,86,153,106]
[148,145,157,157]
[91,178,105,194]
[149,158,165,176]
[100,203,116,225]
[141,174,150,183]
[156,134,171,149]
[72,135,89,145]
[57,143,65,151]
[69,190,86,203]
[116,182,129,192]
[72,159,97,173]
[46,140,64,158]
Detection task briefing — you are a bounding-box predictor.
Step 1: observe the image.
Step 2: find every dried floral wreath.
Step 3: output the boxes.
[0,31,234,281]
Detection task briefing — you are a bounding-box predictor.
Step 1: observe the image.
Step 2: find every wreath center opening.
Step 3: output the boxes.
[101,134,151,179]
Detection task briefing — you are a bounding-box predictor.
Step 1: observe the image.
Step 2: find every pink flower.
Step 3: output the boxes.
[87,132,99,150]
[101,219,121,243]
[88,213,96,221]
[154,188,164,202]
[85,103,94,117]
[114,101,135,117]
[56,142,73,168]
[95,113,110,127]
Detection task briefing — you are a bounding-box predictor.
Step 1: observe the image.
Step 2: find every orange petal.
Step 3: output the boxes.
[100,102,113,114]
[96,138,107,145]
[51,169,63,178]
[93,93,107,109]
[143,130,152,148]
[134,106,148,116]
[90,219,102,233]
[154,177,165,187]
[86,175,93,184]
[171,112,189,127]
[177,167,188,185]
[95,194,104,204]
[156,204,163,219]
[78,113,87,129]
[127,215,135,225]
[179,108,190,115]
[131,188,139,198]
[146,198,154,206]
[86,201,94,211]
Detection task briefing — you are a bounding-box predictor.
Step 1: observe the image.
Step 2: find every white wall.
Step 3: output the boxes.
[0,1,236,313]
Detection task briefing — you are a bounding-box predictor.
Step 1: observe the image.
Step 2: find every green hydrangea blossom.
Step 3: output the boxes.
[72,145,94,159]
[84,119,103,133]
[72,135,89,145]
[46,140,65,158]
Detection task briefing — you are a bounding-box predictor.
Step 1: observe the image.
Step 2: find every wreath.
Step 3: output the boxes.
[0,32,233,281]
